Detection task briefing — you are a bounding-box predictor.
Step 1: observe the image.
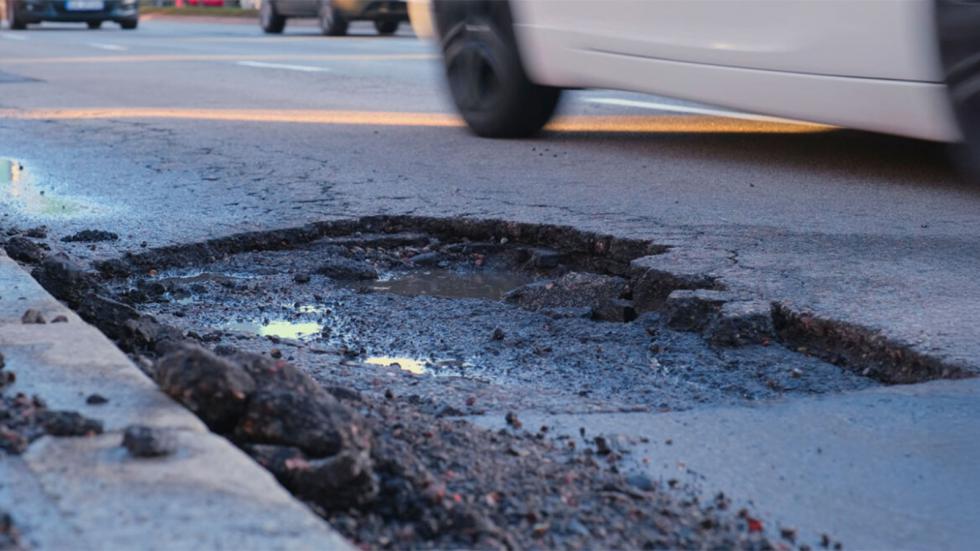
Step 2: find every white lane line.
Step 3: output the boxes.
[88,43,128,51]
[586,97,806,124]
[1,35,27,41]
[235,61,330,73]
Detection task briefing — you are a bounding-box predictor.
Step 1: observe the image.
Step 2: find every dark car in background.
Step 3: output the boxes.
[5,0,138,29]
[260,0,406,36]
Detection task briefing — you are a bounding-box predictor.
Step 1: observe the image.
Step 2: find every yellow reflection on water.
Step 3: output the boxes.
[259,320,322,339]
[364,356,428,375]
[224,319,322,340]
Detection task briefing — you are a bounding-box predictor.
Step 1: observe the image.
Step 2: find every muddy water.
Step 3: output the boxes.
[358,269,536,301]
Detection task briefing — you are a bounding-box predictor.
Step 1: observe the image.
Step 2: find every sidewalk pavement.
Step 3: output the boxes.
[0,252,352,550]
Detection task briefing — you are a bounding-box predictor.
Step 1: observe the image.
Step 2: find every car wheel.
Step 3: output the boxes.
[87,20,103,29]
[8,2,28,30]
[374,19,398,35]
[439,8,561,138]
[937,0,980,183]
[259,0,286,34]
[119,18,138,30]
[319,1,348,36]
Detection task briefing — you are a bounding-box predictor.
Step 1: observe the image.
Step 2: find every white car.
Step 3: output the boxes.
[426,0,979,176]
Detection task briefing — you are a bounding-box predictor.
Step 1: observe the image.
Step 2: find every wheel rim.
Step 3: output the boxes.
[260,2,272,27]
[448,41,501,113]
[320,3,333,30]
[937,0,980,153]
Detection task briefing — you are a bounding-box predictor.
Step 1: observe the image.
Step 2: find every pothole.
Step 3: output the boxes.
[94,217,882,414]
[13,215,925,551]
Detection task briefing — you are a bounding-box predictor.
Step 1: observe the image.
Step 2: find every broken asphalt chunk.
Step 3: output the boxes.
[154,345,256,432]
[123,424,177,458]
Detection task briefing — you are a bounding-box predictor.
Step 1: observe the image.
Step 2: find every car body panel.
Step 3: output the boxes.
[270,0,407,20]
[501,0,961,142]
[520,30,960,141]
[10,0,136,22]
[513,0,944,82]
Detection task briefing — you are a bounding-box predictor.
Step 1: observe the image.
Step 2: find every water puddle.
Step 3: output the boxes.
[364,356,429,375]
[363,355,473,376]
[0,158,104,218]
[224,319,323,340]
[360,269,534,301]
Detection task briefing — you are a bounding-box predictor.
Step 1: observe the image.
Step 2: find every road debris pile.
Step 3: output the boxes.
[151,344,777,549]
[154,345,379,509]
[0,353,104,454]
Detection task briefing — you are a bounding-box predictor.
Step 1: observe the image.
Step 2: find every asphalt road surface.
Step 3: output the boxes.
[2,17,980,550]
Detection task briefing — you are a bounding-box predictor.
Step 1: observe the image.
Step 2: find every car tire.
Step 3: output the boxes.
[440,9,561,137]
[119,18,137,29]
[87,20,103,29]
[319,1,347,36]
[937,0,980,183]
[8,3,28,30]
[259,0,286,34]
[374,20,398,35]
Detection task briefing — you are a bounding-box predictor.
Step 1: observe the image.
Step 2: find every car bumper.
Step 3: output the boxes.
[13,0,138,22]
[335,0,407,21]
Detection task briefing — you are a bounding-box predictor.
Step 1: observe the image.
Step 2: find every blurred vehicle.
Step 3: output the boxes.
[260,0,407,36]
[428,0,979,176]
[185,0,225,6]
[5,0,138,29]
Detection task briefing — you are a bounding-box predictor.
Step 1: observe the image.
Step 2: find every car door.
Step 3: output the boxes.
[515,0,942,83]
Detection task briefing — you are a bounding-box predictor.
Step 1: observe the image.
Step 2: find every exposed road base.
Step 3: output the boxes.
[91,215,975,385]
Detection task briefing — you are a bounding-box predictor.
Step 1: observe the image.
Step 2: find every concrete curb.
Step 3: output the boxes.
[0,253,353,550]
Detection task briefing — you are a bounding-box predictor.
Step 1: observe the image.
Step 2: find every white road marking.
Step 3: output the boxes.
[235,61,330,73]
[1,35,27,41]
[587,97,807,125]
[88,43,128,51]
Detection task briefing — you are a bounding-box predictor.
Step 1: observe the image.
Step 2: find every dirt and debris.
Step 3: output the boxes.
[3,236,46,264]
[122,425,177,457]
[155,344,378,509]
[0,391,103,454]
[0,353,103,454]
[505,271,627,313]
[152,343,777,550]
[20,309,45,324]
[86,393,108,405]
[61,229,119,243]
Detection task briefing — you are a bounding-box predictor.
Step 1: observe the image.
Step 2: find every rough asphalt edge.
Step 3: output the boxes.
[0,252,354,551]
[94,214,977,384]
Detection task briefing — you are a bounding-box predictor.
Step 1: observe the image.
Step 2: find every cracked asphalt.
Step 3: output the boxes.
[2,17,980,550]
